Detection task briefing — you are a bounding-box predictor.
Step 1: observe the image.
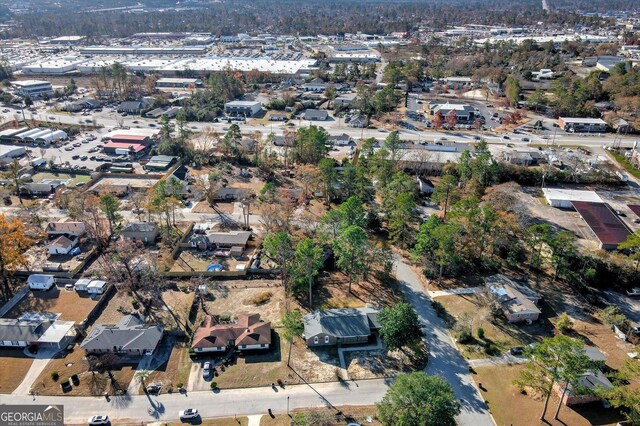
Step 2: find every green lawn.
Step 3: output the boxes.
[32,172,91,187]
[608,150,640,179]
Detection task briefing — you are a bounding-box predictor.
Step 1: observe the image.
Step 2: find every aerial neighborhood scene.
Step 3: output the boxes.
[1,0,640,425]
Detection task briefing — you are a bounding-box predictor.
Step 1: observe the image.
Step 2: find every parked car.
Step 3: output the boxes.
[80,155,88,161]
[509,346,524,356]
[73,142,81,147]
[203,361,211,378]
[88,415,109,425]
[72,155,80,160]
[64,146,74,151]
[179,409,199,420]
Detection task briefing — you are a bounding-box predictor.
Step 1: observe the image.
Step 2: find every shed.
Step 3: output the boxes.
[28,274,55,291]
[87,280,108,294]
[74,278,91,291]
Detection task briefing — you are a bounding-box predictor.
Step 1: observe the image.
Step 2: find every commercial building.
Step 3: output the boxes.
[304,109,328,121]
[0,145,26,163]
[572,201,631,250]
[79,46,208,55]
[155,78,202,89]
[542,188,603,208]
[427,102,478,123]
[11,80,53,98]
[224,101,262,118]
[557,117,608,133]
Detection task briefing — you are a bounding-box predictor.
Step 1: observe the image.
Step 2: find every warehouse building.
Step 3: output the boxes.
[542,188,603,208]
[0,145,26,163]
[557,117,608,133]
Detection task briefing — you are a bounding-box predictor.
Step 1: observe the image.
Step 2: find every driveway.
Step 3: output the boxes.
[394,256,495,426]
[12,348,60,396]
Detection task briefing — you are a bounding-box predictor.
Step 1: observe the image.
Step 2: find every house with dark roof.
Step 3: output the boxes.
[0,315,76,349]
[304,109,329,121]
[45,221,86,238]
[303,306,381,347]
[121,222,159,244]
[80,314,163,355]
[191,313,271,352]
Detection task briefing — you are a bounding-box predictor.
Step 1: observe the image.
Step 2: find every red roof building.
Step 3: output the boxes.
[192,314,271,353]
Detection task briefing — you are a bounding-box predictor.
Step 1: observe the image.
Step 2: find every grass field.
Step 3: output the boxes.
[473,365,624,426]
[0,349,34,393]
[141,343,192,394]
[608,150,640,179]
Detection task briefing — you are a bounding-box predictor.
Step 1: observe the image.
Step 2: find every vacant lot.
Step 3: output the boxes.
[0,349,34,393]
[32,348,136,396]
[8,286,99,322]
[436,293,551,359]
[199,284,284,326]
[143,342,192,394]
[473,365,624,426]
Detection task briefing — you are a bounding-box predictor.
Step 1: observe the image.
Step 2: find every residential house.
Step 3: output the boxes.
[213,187,246,201]
[205,231,251,256]
[27,274,55,291]
[303,306,381,347]
[304,109,329,121]
[45,221,86,239]
[191,313,271,352]
[0,315,75,349]
[348,114,367,128]
[21,182,58,197]
[48,235,77,255]
[301,78,328,92]
[555,346,613,406]
[269,112,288,121]
[486,274,541,323]
[121,222,159,244]
[81,314,163,355]
[416,176,434,194]
[502,150,544,166]
[328,133,352,146]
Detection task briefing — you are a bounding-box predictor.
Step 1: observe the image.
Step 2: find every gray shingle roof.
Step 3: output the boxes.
[81,314,163,353]
[0,318,51,342]
[303,307,381,339]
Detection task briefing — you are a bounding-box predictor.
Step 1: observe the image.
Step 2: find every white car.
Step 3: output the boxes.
[203,361,211,378]
[179,409,199,420]
[88,415,109,425]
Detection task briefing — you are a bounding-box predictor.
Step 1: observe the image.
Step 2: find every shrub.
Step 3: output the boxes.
[476,327,485,340]
[51,371,59,381]
[457,330,473,344]
[431,300,446,317]
[176,382,183,389]
[131,299,139,308]
[210,381,217,389]
[219,313,232,323]
[250,291,273,306]
[556,312,574,334]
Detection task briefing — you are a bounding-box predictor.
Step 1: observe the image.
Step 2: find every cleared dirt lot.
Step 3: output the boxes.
[0,348,35,393]
[199,283,284,325]
[345,341,428,380]
[7,286,99,323]
[143,342,192,394]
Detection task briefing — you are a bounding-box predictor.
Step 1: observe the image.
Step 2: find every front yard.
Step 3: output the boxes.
[435,293,551,359]
[473,365,624,426]
[143,342,192,394]
[31,347,136,396]
[0,348,34,393]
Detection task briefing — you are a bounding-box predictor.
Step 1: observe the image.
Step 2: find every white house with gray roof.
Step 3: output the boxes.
[303,306,381,347]
[81,314,163,356]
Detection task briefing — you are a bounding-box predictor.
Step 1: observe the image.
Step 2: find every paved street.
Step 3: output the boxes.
[0,378,390,424]
[394,256,495,426]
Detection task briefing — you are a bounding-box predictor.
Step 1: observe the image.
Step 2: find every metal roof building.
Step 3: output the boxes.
[572,201,631,250]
